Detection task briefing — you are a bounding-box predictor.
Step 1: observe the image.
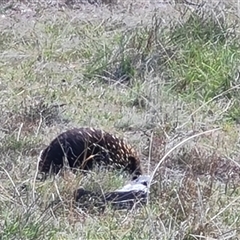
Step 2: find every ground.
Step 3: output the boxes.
[1,0,240,239]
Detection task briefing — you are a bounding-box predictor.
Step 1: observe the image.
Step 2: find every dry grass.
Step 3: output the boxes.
[1,0,240,239]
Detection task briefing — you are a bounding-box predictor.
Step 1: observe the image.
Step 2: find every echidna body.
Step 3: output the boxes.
[38,128,142,178]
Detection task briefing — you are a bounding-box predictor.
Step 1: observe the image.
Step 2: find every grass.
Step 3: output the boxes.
[1,0,240,239]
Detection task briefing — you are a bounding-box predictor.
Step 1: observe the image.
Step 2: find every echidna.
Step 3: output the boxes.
[38,127,142,179]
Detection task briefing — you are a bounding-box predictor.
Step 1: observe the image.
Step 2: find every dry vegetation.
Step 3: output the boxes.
[1,0,240,239]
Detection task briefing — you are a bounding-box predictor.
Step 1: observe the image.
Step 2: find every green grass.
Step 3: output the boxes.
[168,11,240,102]
[1,1,240,239]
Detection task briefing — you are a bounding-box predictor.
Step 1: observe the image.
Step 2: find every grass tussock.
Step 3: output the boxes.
[1,0,240,239]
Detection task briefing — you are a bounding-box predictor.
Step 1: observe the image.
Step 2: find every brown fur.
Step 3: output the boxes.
[38,128,142,179]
